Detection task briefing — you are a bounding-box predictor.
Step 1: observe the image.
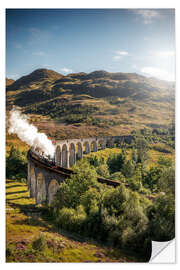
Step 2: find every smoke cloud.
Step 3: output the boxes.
[8,107,55,157]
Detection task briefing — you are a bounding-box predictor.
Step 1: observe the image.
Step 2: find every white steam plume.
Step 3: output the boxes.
[8,107,55,157]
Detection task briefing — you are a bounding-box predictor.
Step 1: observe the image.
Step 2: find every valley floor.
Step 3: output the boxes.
[6,179,145,263]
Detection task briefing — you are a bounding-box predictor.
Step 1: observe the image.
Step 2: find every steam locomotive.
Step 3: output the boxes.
[29,147,73,175]
[31,147,55,166]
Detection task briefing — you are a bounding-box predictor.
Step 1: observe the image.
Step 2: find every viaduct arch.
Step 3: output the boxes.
[28,136,133,205]
[54,136,117,168]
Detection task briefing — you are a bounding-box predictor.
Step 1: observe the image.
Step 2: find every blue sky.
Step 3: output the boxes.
[6,9,175,81]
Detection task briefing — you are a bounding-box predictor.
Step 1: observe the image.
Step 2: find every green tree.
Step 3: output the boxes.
[103,184,129,216]
[121,160,135,178]
[135,137,149,164]
[157,156,172,168]
[158,167,175,195]
[107,153,126,174]
[52,159,99,211]
[6,145,27,180]
[109,171,126,183]
[143,166,163,192]
[128,164,143,191]
[96,163,110,178]
[80,187,100,215]
[148,193,175,241]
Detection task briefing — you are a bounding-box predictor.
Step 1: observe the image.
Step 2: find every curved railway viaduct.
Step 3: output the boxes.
[27,136,133,205]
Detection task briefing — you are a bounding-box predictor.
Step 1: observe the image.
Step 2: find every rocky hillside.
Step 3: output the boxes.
[6,68,175,138]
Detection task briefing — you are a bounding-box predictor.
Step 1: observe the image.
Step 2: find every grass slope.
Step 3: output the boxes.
[6,179,144,262]
[6,68,175,138]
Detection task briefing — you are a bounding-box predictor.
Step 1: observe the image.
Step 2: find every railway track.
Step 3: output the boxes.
[28,149,122,188]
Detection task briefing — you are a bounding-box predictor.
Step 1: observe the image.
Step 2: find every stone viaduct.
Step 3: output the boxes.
[54,136,116,168]
[27,136,133,205]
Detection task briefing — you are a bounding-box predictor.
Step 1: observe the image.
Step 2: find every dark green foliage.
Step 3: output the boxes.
[87,155,100,167]
[32,234,47,252]
[80,187,100,215]
[96,163,110,178]
[148,194,175,241]
[143,167,163,192]
[135,137,149,164]
[51,131,174,258]
[52,159,99,211]
[56,205,87,233]
[6,145,27,180]
[103,184,129,216]
[107,152,126,174]
[109,171,126,183]
[121,160,135,178]
[127,164,143,191]
[158,156,172,167]
[143,157,173,192]
[158,167,175,194]
[26,100,99,124]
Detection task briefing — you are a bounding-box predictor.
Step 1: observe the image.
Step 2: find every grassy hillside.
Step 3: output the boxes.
[6,179,144,262]
[6,68,175,139]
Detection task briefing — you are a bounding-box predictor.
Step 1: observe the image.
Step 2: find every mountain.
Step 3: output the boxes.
[6,68,63,91]
[6,68,175,138]
[6,78,15,87]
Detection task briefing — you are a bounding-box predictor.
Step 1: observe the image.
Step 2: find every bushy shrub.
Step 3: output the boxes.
[109,171,126,183]
[127,165,143,191]
[52,159,99,211]
[50,140,174,258]
[121,160,135,178]
[96,164,110,178]
[107,153,126,174]
[87,155,100,167]
[148,193,175,241]
[158,167,175,194]
[157,156,173,167]
[103,184,129,216]
[56,205,87,232]
[32,233,47,252]
[121,227,136,248]
[6,246,14,258]
[143,166,163,192]
[6,145,27,180]
[80,187,100,215]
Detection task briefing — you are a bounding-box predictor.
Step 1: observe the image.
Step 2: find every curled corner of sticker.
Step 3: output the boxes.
[150,239,175,263]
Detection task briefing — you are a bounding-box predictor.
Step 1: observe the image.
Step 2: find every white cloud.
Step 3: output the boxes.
[116,51,129,56]
[113,55,122,61]
[133,9,160,24]
[113,50,129,61]
[152,50,175,58]
[32,51,45,56]
[61,67,73,74]
[141,67,175,81]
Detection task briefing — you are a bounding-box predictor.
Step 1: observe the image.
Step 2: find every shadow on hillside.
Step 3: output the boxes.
[6,196,30,202]
[6,180,150,262]
[13,216,51,229]
[6,190,27,195]
[6,201,36,211]
[6,184,24,189]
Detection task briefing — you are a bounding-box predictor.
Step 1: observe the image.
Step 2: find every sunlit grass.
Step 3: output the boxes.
[6,179,142,262]
[85,146,174,170]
